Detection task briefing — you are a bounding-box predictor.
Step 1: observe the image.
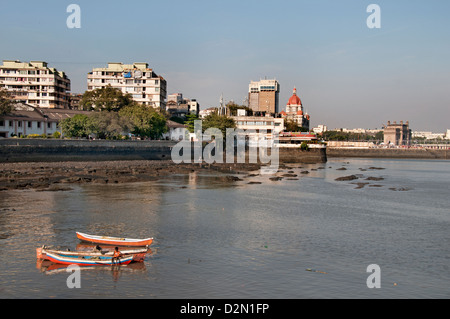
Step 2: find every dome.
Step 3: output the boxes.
[287,87,302,106]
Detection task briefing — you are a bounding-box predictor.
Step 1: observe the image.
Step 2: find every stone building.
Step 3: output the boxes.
[383,121,411,146]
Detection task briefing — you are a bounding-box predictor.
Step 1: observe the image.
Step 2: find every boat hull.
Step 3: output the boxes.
[37,247,148,263]
[76,232,153,247]
[45,251,133,266]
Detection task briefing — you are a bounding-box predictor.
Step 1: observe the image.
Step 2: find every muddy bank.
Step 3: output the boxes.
[0,160,263,191]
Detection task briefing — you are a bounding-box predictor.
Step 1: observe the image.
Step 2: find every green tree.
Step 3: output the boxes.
[0,89,15,115]
[119,104,167,139]
[202,113,236,138]
[89,112,132,139]
[184,113,199,133]
[59,114,93,138]
[80,85,134,111]
[226,102,253,116]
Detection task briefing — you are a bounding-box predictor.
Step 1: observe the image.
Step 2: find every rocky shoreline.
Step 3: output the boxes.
[0,160,412,192]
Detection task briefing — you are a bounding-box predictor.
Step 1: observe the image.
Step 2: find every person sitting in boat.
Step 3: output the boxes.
[112,247,123,264]
[94,245,104,254]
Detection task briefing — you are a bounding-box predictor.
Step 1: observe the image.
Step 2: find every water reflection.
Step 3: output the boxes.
[1,159,449,298]
[36,258,148,280]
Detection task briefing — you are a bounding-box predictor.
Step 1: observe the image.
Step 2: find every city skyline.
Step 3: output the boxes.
[1,0,449,131]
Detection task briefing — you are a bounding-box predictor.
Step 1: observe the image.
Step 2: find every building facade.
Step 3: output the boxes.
[231,111,285,143]
[0,103,89,138]
[248,79,280,114]
[0,60,71,109]
[280,87,310,130]
[87,62,167,109]
[383,121,412,146]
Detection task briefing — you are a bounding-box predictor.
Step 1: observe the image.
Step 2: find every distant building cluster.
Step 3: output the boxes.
[166,93,200,118]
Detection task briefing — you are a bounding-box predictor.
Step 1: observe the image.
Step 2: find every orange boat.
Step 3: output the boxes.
[76,232,153,247]
[36,246,149,263]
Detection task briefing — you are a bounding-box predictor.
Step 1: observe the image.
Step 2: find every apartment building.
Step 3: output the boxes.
[248,79,280,114]
[231,110,284,143]
[87,62,167,109]
[0,60,71,109]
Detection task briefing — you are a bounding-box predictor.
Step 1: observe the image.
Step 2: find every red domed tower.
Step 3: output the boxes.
[287,87,302,108]
[282,87,310,130]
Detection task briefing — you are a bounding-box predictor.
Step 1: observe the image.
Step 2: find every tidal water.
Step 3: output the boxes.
[0,158,448,299]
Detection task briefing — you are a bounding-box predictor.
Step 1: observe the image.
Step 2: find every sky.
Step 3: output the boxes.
[1,0,449,131]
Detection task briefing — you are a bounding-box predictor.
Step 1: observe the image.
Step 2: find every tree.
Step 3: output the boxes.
[119,104,167,139]
[285,120,300,132]
[89,112,132,139]
[80,85,134,111]
[202,113,236,138]
[59,114,93,138]
[0,89,15,115]
[284,120,309,133]
[226,102,253,116]
[184,113,199,133]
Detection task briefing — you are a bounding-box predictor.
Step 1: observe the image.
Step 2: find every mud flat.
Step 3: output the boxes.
[0,160,262,191]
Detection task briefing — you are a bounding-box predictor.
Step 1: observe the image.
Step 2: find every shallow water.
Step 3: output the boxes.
[0,158,449,298]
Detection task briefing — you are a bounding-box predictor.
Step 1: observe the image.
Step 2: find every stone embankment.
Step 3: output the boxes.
[327,147,448,159]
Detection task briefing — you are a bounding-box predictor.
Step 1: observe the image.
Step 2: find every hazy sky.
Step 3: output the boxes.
[1,0,449,131]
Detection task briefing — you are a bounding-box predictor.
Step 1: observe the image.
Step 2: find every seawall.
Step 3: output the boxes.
[0,139,175,162]
[0,139,327,164]
[327,148,449,160]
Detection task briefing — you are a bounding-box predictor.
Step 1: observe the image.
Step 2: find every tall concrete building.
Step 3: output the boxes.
[248,79,280,114]
[0,60,71,109]
[87,62,167,109]
[383,121,412,146]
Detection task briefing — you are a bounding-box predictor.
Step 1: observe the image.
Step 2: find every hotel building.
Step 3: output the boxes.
[248,79,280,114]
[87,62,167,109]
[0,60,71,109]
[279,87,310,130]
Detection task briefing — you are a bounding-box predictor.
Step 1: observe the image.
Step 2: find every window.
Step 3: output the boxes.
[37,122,41,129]
[9,121,13,127]
[28,121,32,128]
[0,120,4,126]
[18,121,22,127]
[47,122,52,129]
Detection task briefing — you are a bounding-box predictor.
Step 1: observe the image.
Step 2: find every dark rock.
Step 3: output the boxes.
[365,177,384,181]
[335,175,359,181]
[269,176,283,181]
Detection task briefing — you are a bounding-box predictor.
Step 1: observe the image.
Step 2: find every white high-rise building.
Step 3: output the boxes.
[87,62,167,109]
[0,60,71,109]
